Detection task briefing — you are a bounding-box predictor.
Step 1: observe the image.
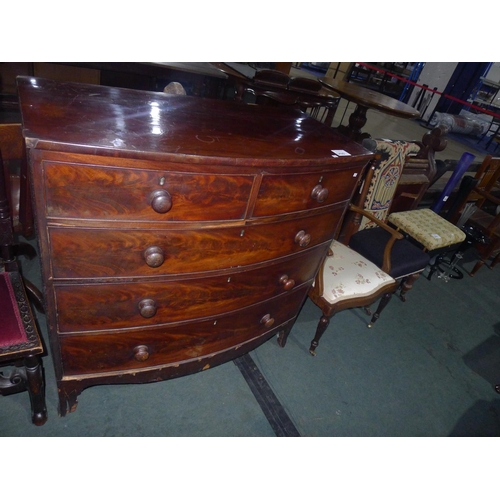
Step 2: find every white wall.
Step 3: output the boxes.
[409,62,458,121]
[485,62,500,82]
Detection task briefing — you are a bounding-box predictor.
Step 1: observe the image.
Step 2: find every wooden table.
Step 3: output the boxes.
[319,77,420,141]
[213,64,341,126]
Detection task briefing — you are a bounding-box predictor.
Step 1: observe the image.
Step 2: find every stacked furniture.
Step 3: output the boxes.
[17,77,373,416]
[0,134,47,426]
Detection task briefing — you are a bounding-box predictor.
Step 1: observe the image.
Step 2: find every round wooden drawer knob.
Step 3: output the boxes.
[295,230,311,248]
[311,184,329,203]
[279,274,295,290]
[138,298,157,318]
[261,314,275,328]
[150,189,172,214]
[133,345,150,362]
[144,246,165,268]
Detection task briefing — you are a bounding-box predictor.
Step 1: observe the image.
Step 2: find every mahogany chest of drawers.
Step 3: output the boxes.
[17,76,372,416]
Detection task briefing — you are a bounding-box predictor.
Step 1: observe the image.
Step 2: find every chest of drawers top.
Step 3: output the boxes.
[16,76,370,167]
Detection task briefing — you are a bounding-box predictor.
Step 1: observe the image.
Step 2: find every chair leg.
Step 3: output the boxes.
[309,314,331,356]
[368,292,393,327]
[470,258,486,277]
[490,253,500,269]
[399,273,420,302]
[24,355,47,426]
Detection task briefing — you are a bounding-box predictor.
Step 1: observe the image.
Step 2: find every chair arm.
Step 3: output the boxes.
[472,186,500,206]
[348,204,404,239]
[348,204,404,273]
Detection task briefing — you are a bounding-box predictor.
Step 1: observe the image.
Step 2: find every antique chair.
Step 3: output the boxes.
[361,134,467,281]
[447,155,500,276]
[0,147,47,426]
[339,134,440,300]
[308,236,399,356]
[308,158,431,356]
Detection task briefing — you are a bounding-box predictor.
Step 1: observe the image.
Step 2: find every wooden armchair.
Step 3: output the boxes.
[0,146,47,426]
[338,136,439,299]
[347,130,466,283]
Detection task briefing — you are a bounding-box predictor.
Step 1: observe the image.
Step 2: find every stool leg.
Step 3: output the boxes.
[24,355,47,426]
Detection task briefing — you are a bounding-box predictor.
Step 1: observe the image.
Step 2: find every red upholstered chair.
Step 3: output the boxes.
[0,145,47,426]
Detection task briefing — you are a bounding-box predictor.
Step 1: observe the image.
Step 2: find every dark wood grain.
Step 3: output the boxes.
[59,284,309,375]
[17,76,369,166]
[48,209,343,278]
[55,244,327,332]
[19,77,373,415]
[319,77,420,119]
[44,161,254,221]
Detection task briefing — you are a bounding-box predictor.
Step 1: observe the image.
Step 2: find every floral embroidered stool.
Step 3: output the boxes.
[308,240,399,356]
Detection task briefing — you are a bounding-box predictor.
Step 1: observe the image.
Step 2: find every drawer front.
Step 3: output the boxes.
[55,244,327,332]
[49,207,343,279]
[43,162,254,221]
[59,284,309,375]
[252,166,363,217]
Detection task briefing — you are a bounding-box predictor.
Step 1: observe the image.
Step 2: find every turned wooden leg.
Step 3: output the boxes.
[490,253,500,269]
[347,105,368,138]
[368,292,393,327]
[399,273,420,302]
[24,355,47,426]
[470,259,486,277]
[309,314,331,356]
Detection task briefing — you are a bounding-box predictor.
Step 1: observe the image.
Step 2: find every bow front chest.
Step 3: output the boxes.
[17,76,372,415]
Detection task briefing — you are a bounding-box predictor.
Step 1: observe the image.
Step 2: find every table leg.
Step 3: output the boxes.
[338,104,370,142]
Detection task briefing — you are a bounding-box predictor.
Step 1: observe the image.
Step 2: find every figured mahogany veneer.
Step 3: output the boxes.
[17,76,372,416]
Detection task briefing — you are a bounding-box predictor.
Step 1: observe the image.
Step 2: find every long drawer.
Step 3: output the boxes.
[54,244,327,332]
[59,283,310,376]
[48,208,343,279]
[43,161,255,221]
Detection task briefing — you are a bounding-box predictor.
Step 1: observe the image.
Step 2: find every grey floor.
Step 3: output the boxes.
[1,96,499,440]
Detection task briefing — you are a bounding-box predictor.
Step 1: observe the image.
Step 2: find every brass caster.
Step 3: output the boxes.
[309,349,317,357]
[367,323,373,328]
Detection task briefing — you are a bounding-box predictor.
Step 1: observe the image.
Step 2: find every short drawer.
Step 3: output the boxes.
[252,166,364,217]
[43,161,254,221]
[54,244,327,332]
[59,284,309,375]
[49,207,343,279]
